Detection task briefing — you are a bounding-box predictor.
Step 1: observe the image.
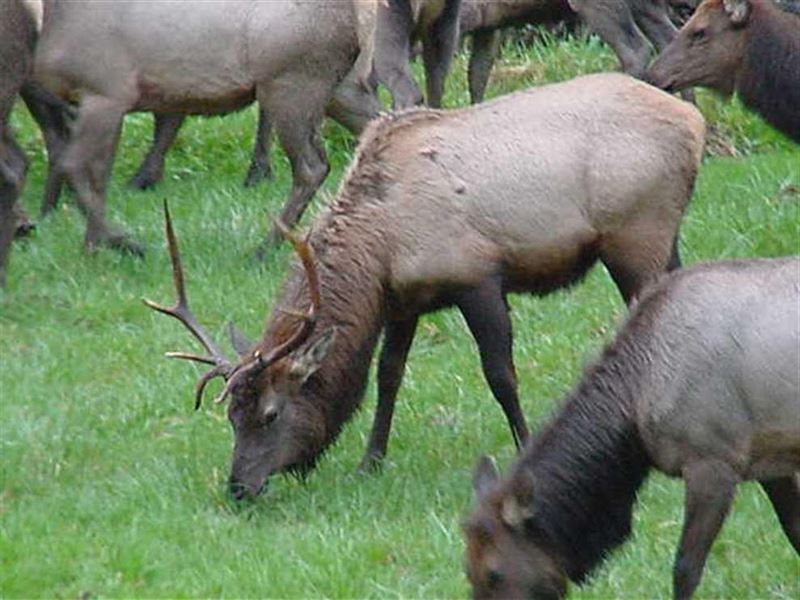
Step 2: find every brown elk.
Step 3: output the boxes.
[646,0,800,142]
[145,73,705,500]
[465,257,800,600]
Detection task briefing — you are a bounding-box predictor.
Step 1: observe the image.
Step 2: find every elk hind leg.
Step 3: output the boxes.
[673,461,738,600]
[358,316,419,473]
[467,29,501,105]
[258,83,330,249]
[454,277,529,449]
[422,0,462,108]
[61,94,143,255]
[761,476,800,554]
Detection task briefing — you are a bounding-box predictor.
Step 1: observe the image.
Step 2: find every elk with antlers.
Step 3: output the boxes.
[146,73,705,500]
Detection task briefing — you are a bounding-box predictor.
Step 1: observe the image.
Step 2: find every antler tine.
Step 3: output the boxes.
[142,200,231,367]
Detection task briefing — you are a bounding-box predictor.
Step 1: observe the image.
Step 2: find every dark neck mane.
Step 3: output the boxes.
[262,203,388,471]
[738,2,800,142]
[517,337,653,583]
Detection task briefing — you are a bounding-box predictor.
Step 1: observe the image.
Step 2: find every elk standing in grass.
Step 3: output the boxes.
[465,257,800,600]
[646,0,800,142]
[146,74,705,500]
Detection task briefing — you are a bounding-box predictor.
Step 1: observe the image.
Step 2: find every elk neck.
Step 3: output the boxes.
[514,326,657,583]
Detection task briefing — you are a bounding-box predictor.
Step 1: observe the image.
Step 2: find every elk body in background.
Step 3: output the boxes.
[646,0,800,142]
[146,73,705,500]
[460,0,682,104]
[33,0,378,255]
[465,256,800,600]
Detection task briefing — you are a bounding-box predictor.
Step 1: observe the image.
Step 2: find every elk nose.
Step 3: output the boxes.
[229,480,250,501]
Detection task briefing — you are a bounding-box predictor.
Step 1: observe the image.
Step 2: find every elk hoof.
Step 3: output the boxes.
[243,163,272,188]
[85,229,146,258]
[129,170,161,190]
[357,452,385,475]
[14,220,36,239]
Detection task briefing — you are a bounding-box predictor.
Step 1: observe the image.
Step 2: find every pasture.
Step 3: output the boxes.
[1,32,798,598]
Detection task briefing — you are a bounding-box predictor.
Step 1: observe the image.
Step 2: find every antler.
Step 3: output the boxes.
[143,200,234,408]
[212,219,323,405]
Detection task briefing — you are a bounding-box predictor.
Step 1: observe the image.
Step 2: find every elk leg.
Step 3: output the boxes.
[468,29,501,104]
[0,127,27,288]
[130,113,184,190]
[244,108,273,187]
[571,0,651,79]
[374,0,424,109]
[761,476,800,554]
[61,94,143,256]
[358,316,419,473]
[20,82,71,217]
[422,0,462,108]
[258,81,330,249]
[454,278,529,449]
[630,0,677,52]
[673,461,738,600]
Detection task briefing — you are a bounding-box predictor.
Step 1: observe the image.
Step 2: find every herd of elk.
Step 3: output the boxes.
[3,1,797,597]
[466,257,799,599]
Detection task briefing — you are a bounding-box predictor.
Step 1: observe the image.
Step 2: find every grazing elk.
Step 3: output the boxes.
[146,73,705,500]
[465,256,800,600]
[33,0,379,255]
[460,0,683,104]
[646,0,800,143]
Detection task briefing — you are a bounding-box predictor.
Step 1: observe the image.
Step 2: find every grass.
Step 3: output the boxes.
[2,30,799,599]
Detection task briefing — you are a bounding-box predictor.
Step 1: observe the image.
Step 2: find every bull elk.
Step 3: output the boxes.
[465,257,800,600]
[146,73,705,500]
[646,0,800,143]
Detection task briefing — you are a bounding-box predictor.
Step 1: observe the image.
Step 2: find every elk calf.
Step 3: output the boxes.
[646,0,800,142]
[465,257,800,600]
[147,73,705,501]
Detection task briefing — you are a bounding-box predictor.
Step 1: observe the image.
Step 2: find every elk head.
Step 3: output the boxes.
[645,0,752,95]
[464,456,567,600]
[144,202,336,500]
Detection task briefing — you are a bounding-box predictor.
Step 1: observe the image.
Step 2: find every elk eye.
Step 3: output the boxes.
[690,27,707,41]
[487,569,504,588]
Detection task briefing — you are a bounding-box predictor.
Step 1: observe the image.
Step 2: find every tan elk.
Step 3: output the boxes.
[465,257,800,600]
[33,0,379,255]
[145,74,705,500]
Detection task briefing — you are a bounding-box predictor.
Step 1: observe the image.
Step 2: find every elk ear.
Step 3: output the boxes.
[288,327,337,385]
[473,455,500,500]
[228,322,253,358]
[723,0,751,25]
[500,469,536,529]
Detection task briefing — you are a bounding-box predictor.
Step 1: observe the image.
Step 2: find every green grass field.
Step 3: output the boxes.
[1,32,798,599]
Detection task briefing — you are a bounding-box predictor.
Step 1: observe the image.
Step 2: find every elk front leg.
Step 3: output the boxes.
[61,94,143,256]
[422,0,462,108]
[673,461,738,600]
[761,476,800,554]
[468,29,501,105]
[0,126,28,287]
[454,277,529,450]
[130,113,184,190]
[358,316,419,473]
[244,108,273,187]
